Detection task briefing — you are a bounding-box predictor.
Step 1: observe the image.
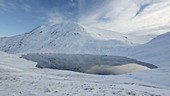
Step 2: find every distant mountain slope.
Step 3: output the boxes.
[126,32,170,67]
[0,22,129,54]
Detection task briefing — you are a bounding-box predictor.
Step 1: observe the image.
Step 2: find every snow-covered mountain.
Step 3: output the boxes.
[126,32,170,67]
[0,22,170,65]
[0,22,134,54]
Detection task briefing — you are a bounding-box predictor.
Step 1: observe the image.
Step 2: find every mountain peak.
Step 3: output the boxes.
[29,22,86,35]
[0,21,127,54]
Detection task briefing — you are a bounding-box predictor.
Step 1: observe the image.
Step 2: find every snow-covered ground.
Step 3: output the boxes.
[0,51,170,96]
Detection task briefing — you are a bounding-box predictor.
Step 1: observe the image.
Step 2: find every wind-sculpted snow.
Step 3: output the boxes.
[22,53,157,75]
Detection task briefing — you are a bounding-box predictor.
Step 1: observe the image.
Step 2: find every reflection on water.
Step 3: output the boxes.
[22,53,157,75]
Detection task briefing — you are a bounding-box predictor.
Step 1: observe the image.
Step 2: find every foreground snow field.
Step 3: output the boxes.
[0,52,170,96]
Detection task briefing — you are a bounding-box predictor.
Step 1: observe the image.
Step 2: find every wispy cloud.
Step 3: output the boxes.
[21,4,32,13]
[0,0,8,14]
[47,10,67,24]
[77,0,114,29]
[77,0,139,31]
[45,0,78,23]
[0,0,78,24]
[0,0,32,13]
[0,0,134,28]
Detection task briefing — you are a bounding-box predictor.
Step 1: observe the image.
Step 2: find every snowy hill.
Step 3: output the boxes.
[0,22,132,54]
[0,23,170,66]
[126,32,170,67]
[0,22,170,67]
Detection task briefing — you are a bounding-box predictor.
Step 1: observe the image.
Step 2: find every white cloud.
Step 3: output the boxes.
[77,0,138,31]
[47,10,68,24]
[69,0,77,7]
[44,0,78,24]
[0,0,27,13]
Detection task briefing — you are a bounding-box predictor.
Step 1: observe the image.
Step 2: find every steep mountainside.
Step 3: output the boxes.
[0,22,129,54]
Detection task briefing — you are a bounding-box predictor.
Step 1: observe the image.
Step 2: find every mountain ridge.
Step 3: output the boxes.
[0,22,128,54]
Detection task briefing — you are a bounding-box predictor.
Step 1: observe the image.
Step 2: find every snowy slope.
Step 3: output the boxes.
[1,51,170,96]
[0,22,131,54]
[125,32,170,67]
[0,51,36,69]
[105,32,170,87]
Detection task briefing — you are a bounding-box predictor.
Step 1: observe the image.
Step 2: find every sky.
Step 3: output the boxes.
[0,0,106,36]
[0,0,157,37]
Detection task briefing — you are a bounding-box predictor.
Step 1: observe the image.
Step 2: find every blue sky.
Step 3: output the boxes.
[0,0,81,36]
[0,0,113,37]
